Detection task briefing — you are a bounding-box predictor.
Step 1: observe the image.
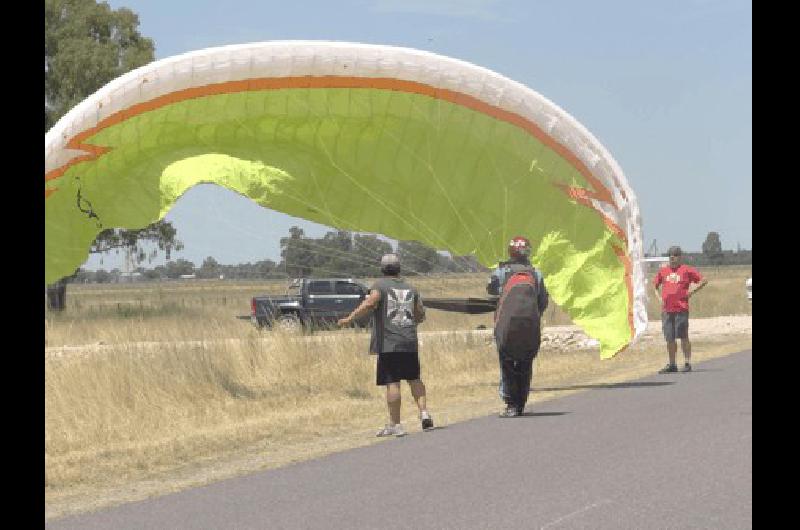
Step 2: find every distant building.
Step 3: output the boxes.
[179,274,196,280]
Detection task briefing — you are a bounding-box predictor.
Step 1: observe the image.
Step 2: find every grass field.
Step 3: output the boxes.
[44,266,752,346]
[45,266,752,516]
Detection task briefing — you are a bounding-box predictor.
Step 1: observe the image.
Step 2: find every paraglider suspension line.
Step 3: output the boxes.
[76,182,103,229]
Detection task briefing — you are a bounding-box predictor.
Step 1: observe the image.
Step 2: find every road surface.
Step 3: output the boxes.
[48,349,752,529]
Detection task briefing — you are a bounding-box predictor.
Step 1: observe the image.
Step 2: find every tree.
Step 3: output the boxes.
[72,268,92,283]
[165,259,195,279]
[397,240,439,275]
[440,254,488,273]
[46,1,180,307]
[352,234,393,277]
[90,223,184,265]
[198,256,220,279]
[702,231,724,266]
[317,230,354,276]
[45,0,155,131]
[280,227,315,278]
[255,259,278,279]
[94,269,112,283]
[142,268,161,281]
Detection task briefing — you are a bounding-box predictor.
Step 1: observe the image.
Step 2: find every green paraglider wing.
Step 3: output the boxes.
[45,42,646,358]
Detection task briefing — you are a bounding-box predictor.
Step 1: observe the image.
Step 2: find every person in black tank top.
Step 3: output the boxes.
[338,253,434,437]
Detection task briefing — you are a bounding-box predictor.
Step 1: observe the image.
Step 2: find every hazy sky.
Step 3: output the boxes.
[84,0,751,270]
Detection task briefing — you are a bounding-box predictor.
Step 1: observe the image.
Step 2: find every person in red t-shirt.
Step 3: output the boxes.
[653,246,708,373]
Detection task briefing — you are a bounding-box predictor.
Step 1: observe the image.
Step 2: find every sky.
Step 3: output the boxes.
[83,0,752,270]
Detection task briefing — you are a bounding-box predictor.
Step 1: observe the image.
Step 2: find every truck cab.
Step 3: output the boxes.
[250,278,370,331]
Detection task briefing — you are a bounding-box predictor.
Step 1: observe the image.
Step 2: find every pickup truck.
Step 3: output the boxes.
[249,278,371,331]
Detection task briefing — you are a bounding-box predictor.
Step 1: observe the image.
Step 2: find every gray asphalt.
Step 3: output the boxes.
[48,350,752,529]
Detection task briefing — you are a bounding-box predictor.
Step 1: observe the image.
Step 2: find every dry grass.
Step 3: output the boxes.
[45,267,752,517]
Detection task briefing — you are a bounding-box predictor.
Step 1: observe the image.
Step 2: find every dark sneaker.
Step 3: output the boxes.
[658,364,678,374]
[681,363,692,373]
[499,406,520,418]
[421,411,434,431]
[516,406,526,416]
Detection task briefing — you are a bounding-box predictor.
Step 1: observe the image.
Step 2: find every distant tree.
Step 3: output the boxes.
[142,269,161,281]
[198,256,220,279]
[398,240,439,275]
[317,230,354,276]
[436,253,462,273]
[45,0,170,307]
[352,234,393,277]
[165,259,195,278]
[280,227,315,278]
[255,259,278,278]
[45,0,155,131]
[323,231,353,253]
[72,268,92,283]
[94,269,112,283]
[449,255,488,273]
[702,231,724,266]
[89,223,184,265]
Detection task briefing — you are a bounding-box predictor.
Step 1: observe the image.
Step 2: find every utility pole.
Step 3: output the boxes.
[121,246,138,282]
[646,239,659,257]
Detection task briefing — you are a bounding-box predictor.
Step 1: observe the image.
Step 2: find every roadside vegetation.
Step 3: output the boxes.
[45,267,752,515]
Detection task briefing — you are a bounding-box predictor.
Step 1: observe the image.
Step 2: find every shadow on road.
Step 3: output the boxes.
[533,381,675,392]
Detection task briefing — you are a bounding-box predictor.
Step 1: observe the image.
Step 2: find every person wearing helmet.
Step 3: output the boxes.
[487,237,541,297]
[338,253,434,436]
[487,237,549,416]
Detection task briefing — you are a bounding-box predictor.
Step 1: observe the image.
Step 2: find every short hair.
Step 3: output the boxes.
[380,253,401,275]
[667,246,682,257]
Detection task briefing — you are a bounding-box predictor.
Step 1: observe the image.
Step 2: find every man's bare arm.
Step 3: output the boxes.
[653,282,661,301]
[337,290,381,326]
[688,279,709,298]
[413,297,426,323]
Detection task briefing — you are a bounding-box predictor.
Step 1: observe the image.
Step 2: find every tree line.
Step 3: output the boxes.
[647,231,753,267]
[73,228,752,284]
[71,226,487,283]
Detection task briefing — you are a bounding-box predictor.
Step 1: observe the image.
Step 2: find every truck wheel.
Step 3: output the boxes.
[276,314,302,333]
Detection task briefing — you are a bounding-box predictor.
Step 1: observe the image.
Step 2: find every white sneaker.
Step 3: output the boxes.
[376,424,406,437]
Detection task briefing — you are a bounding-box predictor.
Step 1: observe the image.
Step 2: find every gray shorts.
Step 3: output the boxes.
[662,311,689,342]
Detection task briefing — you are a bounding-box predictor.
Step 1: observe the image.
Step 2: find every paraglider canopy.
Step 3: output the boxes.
[45,41,646,358]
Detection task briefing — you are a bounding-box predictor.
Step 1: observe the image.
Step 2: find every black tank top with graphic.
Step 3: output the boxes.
[369,277,420,354]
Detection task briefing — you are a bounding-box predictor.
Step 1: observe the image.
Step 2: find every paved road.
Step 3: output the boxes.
[48,350,752,529]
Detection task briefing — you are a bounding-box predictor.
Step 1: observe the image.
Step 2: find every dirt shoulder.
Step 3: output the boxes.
[44,315,753,358]
[538,314,752,351]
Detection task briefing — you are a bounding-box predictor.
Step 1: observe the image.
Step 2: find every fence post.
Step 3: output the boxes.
[45,281,67,311]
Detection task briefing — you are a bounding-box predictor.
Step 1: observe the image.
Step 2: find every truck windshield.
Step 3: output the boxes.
[335,281,363,295]
[307,281,333,295]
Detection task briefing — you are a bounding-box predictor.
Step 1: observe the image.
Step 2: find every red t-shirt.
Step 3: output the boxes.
[653,264,703,313]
